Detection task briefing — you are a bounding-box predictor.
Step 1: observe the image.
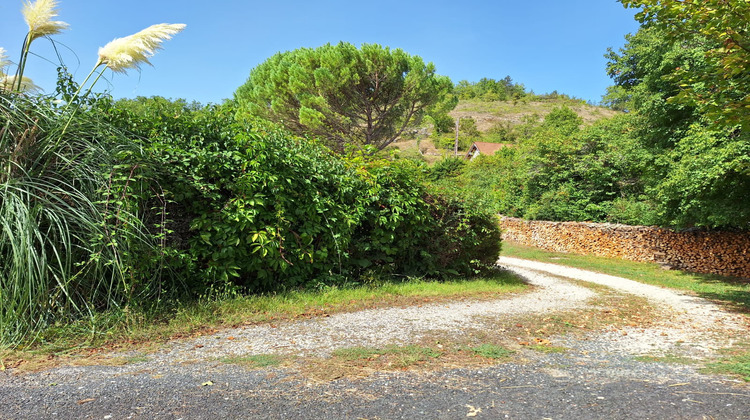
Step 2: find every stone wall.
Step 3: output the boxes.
[500,216,750,279]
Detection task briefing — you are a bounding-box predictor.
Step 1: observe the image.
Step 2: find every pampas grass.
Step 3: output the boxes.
[1,1,186,346]
[22,0,68,42]
[0,48,9,72]
[1,75,40,93]
[96,23,186,73]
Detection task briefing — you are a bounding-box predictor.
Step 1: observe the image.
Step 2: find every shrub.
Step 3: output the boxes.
[105,99,504,293]
[103,99,365,293]
[428,157,466,181]
[350,159,501,278]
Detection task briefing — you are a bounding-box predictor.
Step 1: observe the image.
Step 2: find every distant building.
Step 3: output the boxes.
[466,142,511,160]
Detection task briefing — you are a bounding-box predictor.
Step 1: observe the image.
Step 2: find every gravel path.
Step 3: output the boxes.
[2,257,748,419]
[499,257,748,359]
[146,265,596,362]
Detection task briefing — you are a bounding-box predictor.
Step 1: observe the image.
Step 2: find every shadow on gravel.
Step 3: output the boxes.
[688,272,750,315]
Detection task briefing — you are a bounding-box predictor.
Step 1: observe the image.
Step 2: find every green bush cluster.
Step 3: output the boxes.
[454,77,527,101]
[102,98,502,295]
[431,108,660,226]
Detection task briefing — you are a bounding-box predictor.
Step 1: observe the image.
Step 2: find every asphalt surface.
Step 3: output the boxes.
[2,344,748,419]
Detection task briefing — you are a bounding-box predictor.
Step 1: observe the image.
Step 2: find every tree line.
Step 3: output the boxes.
[433,0,750,229]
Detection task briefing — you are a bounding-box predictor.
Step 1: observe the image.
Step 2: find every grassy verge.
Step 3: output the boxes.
[703,342,750,381]
[1,270,527,370]
[502,242,750,313]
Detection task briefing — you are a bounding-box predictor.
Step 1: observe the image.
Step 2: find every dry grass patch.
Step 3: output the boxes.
[220,354,285,369]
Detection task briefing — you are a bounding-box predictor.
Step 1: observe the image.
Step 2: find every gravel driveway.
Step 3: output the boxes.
[2,257,748,419]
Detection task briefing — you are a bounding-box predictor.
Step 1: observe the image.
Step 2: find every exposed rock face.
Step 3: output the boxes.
[499,216,750,279]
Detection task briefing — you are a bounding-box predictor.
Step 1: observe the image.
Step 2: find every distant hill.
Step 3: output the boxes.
[450,98,620,132]
[390,97,621,162]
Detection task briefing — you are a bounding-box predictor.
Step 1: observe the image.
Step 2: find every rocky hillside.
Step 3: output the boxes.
[390,97,621,162]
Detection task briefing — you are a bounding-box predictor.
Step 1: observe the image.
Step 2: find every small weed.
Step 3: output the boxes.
[634,354,697,365]
[220,354,283,368]
[529,345,567,354]
[702,343,750,381]
[123,355,150,364]
[332,347,383,361]
[470,344,514,359]
[332,345,441,368]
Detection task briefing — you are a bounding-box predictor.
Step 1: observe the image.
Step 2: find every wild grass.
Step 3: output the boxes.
[220,354,284,368]
[704,342,750,381]
[0,92,166,347]
[469,343,514,359]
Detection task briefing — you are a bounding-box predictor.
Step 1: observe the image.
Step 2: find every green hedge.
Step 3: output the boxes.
[103,97,502,294]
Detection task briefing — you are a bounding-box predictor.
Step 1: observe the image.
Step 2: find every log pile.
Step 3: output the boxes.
[500,216,750,279]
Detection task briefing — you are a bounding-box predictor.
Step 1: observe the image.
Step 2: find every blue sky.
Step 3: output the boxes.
[0,1,641,105]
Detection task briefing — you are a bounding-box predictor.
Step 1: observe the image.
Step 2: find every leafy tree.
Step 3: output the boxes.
[454,76,526,101]
[620,0,750,128]
[605,25,706,148]
[427,92,459,134]
[235,42,454,152]
[606,22,750,228]
[656,125,750,228]
[538,106,582,136]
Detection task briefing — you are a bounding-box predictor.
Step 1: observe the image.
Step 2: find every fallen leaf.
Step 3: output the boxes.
[77,398,96,405]
[465,405,482,417]
[534,338,551,346]
[201,381,214,386]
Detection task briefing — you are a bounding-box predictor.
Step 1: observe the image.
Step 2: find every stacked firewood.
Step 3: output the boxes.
[499,216,750,279]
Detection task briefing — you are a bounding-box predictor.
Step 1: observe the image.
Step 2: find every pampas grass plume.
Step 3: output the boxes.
[0,48,9,72]
[22,0,69,41]
[97,23,186,73]
[1,75,40,93]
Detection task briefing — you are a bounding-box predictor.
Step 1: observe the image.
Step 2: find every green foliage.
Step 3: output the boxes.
[470,343,514,359]
[350,159,501,278]
[429,112,455,134]
[454,77,527,101]
[655,126,750,228]
[484,120,520,144]
[604,21,750,228]
[0,88,164,346]
[432,117,481,150]
[103,97,502,295]
[235,42,455,151]
[605,25,705,149]
[459,117,481,138]
[620,0,750,129]
[103,98,363,292]
[432,112,661,226]
[427,93,459,134]
[427,157,466,181]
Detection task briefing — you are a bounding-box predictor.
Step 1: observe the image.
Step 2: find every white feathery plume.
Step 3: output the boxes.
[22,0,69,42]
[97,23,186,73]
[1,75,40,93]
[0,48,9,73]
